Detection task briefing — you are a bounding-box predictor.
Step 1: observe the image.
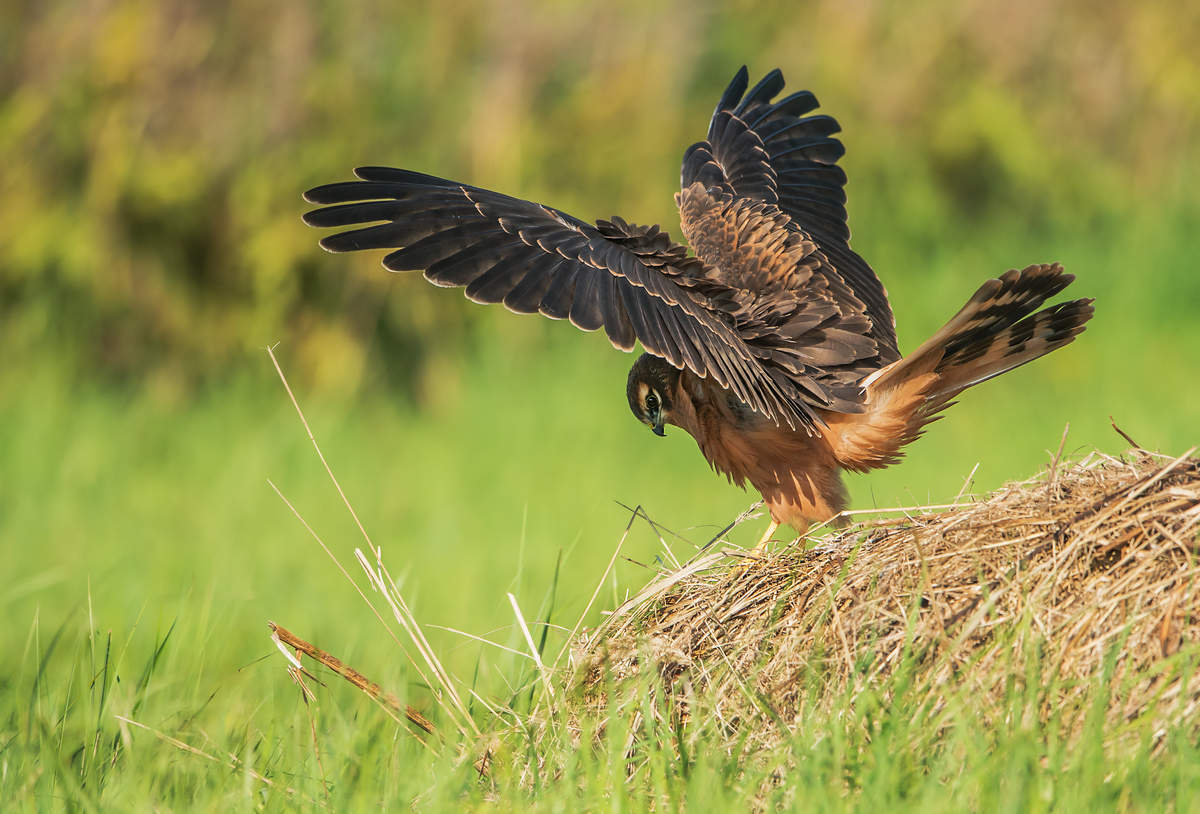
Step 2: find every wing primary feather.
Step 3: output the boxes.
[598,275,636,350]
[751,90,819,125]
[503,254,561,314]
[739,68,785,110]
[320,222,429,253]
[568,271,605,331]
[772,138,846,163]
[353,166,454,185]
[424,242,520,288]
[304,181,461,205]
[538,264,580,319]
[778,180,847,203]
[381,221,501,270]
[463,249,535,303]
[760,114,842,143]
[715,65,750,114]
[302,200,407,228]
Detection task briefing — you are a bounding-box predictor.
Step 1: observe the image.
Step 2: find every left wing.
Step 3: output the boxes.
[681,66,899,362]
[676,181,882,412]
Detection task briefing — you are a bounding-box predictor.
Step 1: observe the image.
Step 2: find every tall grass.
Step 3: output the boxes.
[4,336,1196,808]
[2,2,1197,800]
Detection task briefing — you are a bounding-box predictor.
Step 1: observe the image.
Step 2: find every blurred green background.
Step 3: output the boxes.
[2,0,1198,805]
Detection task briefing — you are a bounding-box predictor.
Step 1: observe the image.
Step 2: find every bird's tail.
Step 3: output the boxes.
[824,263,1094,471]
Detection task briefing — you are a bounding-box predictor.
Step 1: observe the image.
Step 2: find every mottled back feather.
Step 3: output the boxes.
[681,66,899,362]
[676,182,881,412]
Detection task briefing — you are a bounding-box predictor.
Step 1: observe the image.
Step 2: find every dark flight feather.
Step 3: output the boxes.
[304,168,815,429]
[682,66,899,362]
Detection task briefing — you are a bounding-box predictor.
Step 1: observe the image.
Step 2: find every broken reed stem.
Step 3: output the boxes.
[270,622,496,778]
[266,345,478,738]
[353,549,480,737]
[266,479,422,679]
[270,621,434,735]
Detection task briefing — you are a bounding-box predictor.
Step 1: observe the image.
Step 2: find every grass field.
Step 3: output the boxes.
[3,195,1199,809]
[4,4,1198,802]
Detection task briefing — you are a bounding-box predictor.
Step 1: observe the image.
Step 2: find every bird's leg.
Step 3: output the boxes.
[747,519,780,559]
[733,519,780,573]
[752,519,780,556]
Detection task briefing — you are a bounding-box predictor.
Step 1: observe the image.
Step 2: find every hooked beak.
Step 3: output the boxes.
[651,416,665,437]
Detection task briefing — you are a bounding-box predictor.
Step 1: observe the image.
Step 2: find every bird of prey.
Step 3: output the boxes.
[303,66,1093,552]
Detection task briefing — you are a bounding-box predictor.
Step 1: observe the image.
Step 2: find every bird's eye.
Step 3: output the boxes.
[645,393,660,413]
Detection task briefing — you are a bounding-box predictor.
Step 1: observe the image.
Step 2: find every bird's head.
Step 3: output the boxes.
[626,354,680,437]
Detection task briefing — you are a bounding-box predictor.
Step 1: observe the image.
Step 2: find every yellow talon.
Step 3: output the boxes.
[736,519,780,571]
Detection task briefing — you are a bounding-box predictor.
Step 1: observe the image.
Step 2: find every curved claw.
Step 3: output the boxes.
[735,519,781,572]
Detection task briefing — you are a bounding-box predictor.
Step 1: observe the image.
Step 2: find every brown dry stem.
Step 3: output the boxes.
[269,621,434,735]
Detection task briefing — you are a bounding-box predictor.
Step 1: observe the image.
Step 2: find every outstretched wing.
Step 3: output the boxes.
[677,182,882,413]
[304,167,825,429]
[681,66,898,361]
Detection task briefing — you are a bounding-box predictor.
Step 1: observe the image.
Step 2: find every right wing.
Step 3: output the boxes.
[303,166,823,429]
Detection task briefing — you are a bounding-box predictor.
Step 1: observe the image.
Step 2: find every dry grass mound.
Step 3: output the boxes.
[573,448,1200,751]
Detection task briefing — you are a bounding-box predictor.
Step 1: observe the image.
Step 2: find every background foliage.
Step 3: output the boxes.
[2,0,1197,808]
[3,0,1196,396]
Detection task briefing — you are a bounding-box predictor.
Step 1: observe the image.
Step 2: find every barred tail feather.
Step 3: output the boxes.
[827,263,1093,471]
[926,295,1094,408]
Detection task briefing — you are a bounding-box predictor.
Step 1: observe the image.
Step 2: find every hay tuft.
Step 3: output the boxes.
[572,448,1200,751]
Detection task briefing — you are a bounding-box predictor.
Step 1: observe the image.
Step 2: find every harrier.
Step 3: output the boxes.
[304,66,1093,551]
